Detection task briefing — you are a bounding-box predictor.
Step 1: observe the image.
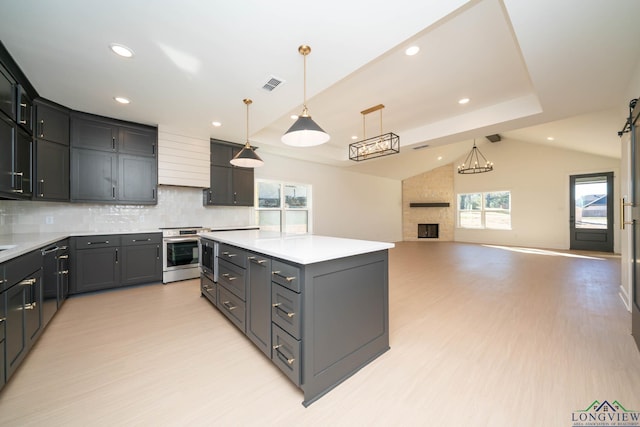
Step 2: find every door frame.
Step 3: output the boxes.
[569,171,614,252]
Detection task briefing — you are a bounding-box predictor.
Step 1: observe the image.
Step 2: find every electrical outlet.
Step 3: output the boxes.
[45,216,54,225]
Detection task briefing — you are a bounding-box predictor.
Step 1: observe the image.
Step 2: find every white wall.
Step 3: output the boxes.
[255,152,402,243]
[454,139,620,251]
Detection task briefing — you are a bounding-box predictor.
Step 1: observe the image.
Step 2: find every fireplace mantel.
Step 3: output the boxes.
[409,202,450,208]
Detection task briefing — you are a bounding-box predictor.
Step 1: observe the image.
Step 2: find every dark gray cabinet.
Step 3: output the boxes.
[0,284,5,390]
[15,84,33,134]
[41,239,69,328]
[3,250,42,382]
[70,235,120,294]
[71,233,161,294]
[204,140,254,206]
[33,99,70,201]
[247,253,271,357]
[0,64,15,121]
[121,233,162,286]
[70,112,157,204]
[0,114,32,199]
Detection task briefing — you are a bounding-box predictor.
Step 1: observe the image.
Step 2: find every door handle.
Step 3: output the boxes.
[621,197,634,230]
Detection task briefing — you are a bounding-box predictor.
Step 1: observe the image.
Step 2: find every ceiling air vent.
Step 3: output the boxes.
[413,144,430,150]
[262,76,284,92]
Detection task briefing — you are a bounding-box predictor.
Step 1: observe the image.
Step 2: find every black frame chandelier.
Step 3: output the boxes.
[349,104,399,161]
[457,140,493,174]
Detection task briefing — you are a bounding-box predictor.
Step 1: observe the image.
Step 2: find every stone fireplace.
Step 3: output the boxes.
[418,223,439,239]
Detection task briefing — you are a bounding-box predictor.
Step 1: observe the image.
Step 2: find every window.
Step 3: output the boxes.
[256,180,311,234]
[458,191,511,229]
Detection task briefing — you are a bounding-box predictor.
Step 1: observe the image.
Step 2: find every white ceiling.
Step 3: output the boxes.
[1,0,638,180]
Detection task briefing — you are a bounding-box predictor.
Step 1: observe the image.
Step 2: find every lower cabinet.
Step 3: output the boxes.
[71,232,161,294]
[200,239,390,407]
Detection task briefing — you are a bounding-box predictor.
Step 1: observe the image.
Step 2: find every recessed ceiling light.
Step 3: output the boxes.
[114,96,130,104]
[458,98,470,105]
[547,136,555,141]
[109,43,134,58]
[351,136,358,140]
[437,156,443,161]
[405,46,420,56]
[290,114,298,120]
[211,121,222,127]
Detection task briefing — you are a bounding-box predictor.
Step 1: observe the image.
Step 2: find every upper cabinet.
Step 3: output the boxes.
[35,99,69,145]
[204,139,254,207]
[0,65,15,122]
[70,112,158,204]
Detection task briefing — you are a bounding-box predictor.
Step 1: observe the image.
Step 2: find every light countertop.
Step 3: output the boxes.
[201,230,395,265]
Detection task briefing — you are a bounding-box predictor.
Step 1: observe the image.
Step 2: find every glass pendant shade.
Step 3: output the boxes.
[230,98,263,168]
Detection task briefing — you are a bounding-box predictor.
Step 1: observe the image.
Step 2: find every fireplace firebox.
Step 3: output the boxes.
[418,224,439,239]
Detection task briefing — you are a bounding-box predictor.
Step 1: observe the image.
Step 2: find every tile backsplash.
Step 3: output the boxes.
[0,185,255,234]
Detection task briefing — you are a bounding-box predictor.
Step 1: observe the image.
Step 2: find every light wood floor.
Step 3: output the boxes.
[0,242,638,426]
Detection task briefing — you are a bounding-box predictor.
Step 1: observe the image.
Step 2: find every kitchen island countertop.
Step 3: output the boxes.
[201,230,394,265]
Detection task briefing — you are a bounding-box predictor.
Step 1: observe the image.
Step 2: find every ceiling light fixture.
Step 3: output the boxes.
[349,104,399,161]
[211,121,222,127]
[547,136,555,141]
[230,99,264,168]
[458,98,470,105]
[405,46,420,56]
[114,96,130,104]
[109,43,134,58]
[281,45,330,147]
[458,140,493,174]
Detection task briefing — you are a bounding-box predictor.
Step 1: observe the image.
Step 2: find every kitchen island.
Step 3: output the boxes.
[200,230,394,406]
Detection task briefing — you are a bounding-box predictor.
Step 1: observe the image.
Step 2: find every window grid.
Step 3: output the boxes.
[458,191,511,230]
[256,180,311,234]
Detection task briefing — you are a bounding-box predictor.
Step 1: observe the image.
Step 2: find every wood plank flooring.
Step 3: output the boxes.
[0,241,638,426]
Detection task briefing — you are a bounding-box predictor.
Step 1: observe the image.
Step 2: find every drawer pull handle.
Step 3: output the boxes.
[87,241,109,245]
[272,271,295,282]
[0,317,5,324]
[24,302,37,310]
[58,270,69,275]
[222,251,237,258]
[19,278,37,286]
[221,273,237,281]
[222,301,236,311]
[272,303,295,318]
[58,254,69,259]
[133,238,151,242]
[274,346,295,365]
[249,257,267,265]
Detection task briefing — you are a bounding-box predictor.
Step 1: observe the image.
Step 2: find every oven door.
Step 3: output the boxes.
[163,237,200,272]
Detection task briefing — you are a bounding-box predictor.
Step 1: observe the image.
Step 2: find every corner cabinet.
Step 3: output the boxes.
[70,112,158,204]
[203,140,254,206]
[200,237,390,407]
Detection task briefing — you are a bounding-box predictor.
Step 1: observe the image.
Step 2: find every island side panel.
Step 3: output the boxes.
[300,249,390,406]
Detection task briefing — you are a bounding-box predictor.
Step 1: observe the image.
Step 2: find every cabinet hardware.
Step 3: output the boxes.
[272,271,295,282]
[0,317,5,324]
[39,119,45,138]
[274,347,295,365]
[24,302,37,310]
[221,273,237,281]
[156,245,160,259]
[87,241,109,245]
[42,246,60,255]
[38,179,45,197]
[19,278,37,286]
[19,103,27,124]
[12,171,24,193]
[133,238,152,242]
[112,186,116,199]
[249,257,267,265]
[112,137,116,150]
[58,270,69,275]
[58,254,69,259]
[222,301,236,311]
[273,303,295,318]
[115,248,119,263]
[223,252,237,258]
[621,197,634,230]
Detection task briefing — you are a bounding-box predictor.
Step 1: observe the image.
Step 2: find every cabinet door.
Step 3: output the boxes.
[34,99,69,145]
[0,65,15,121]
[232,167,254,206]
[70,148,117,202]
[24,269,42,347]
[16,85,33,134]
[119,125,156,157]
[247,254,271,357]
[121,244,162,286]
[0,114,14,194]
[71,247,120,294]
[34,140,69,201]
[209,165,233,205]
[0,290,5,389]
[118,154,157,203]
[6,281,27,380]
[14,127,32,198]
[210,141,234,166]
[71,114,117,151]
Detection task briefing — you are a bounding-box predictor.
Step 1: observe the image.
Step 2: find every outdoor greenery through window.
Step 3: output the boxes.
[256,180,311,234]
[458,191,511,229]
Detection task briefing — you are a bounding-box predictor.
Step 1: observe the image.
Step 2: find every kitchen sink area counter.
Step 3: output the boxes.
[200,230,393,406]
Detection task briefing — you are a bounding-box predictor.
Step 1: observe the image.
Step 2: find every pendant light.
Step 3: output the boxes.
[230,99,264,168]
[281,45,330,147]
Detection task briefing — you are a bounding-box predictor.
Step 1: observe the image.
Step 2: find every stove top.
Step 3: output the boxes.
[159,226,203,230]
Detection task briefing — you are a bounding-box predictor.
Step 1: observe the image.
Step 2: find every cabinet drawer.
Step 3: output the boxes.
[4,250,41,292]
[73,235,120,248]
[271,260,301,293]
[271,283,301,339]
[201,274,216,306]
[121,233,162,246]
[272,324,301,386]
[218,285,246,332]
[0,293,5,341]
[218,258,246,300]
[218,243,247,268]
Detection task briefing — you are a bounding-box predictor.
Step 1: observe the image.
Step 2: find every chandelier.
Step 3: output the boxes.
[349,104,399,161]
[457,140,493,174]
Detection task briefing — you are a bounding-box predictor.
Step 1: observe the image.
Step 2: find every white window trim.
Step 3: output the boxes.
[457,190,511,230]
[255,179,313,234]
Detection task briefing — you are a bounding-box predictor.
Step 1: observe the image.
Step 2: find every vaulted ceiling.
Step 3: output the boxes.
[1,0,638,180]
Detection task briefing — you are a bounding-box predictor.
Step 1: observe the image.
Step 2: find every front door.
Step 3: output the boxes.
[569,172,614,252]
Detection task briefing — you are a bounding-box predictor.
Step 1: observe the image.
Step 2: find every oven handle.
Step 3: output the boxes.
[163,237,199,243]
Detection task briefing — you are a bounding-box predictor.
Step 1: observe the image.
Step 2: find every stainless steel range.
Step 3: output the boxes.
[161,226,210,283]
